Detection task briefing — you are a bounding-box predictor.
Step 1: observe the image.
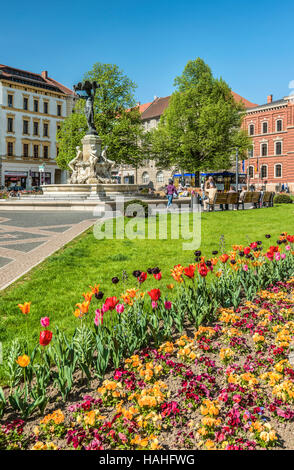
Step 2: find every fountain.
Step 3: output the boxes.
[41,80,145,202]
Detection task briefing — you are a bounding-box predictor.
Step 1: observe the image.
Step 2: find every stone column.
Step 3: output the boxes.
[81,134,102,162]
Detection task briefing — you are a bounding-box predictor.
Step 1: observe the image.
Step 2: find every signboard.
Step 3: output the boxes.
[39,165,45,172]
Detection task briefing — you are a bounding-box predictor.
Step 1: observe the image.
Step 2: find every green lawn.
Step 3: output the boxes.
[0,204,293,372]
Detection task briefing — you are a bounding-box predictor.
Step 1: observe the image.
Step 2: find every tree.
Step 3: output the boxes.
[151,58,251,173]
[56,63,149,170]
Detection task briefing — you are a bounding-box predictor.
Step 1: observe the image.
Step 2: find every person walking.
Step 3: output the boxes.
[166,179,177,208]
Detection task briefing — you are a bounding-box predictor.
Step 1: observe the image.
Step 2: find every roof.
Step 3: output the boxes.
[231,91,258,108]
[140,92,257,120]
[141,96,170,120]
[0,64,75,96]
[246,98,287,112]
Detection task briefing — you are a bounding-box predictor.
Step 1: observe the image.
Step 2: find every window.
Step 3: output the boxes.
[23,120,29,135]
[33,121,39,136]
[57,104,62,116]
[156,171,164,183]
[275,141,282,155]
[249,124,254,136]
[43,102,48,114]
[43,123,49,137]
[142,172,150,184]
[248,146,254,158]
[261,143,267,156]
[34,99,39,112]
[276,120,282,132]
[261,165,267,178]
[275,164,282,178]
[7,94,13,107]
[7,117,13,132]
[7,142,13,156]
[262,122,268,134]
[23,97,28,110]
[249,166,254,178]
[23,143,29,157]
[33,145,39,158]
[43,145,48,159]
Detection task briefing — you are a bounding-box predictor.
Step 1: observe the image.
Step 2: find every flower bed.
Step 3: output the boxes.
[1,232,294,450]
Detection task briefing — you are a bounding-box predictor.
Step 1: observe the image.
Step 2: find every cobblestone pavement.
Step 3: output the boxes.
[0,211,96,290]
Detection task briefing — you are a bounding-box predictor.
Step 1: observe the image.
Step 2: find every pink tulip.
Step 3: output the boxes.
[94,309,104,326]
[275,252,280,261]
[281,253,286,259]
[164,301,172,310]
[286,245,291,251]
[243,264,248,272]
[40,317,50,328]
[151,301,158,309]
[115,303,124,314]
[102,303,109,313]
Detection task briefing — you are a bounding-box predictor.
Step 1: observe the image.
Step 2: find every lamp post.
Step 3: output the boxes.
[235,147,239,192]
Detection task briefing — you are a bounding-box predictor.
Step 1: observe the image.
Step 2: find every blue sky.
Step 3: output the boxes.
[1,0,294,106]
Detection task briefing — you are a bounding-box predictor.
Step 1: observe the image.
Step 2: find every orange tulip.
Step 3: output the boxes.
[17,302,31,315]
[76,301,90,314]
[16,354,30,368]
[89,284,100,294]
[82,292,93,302]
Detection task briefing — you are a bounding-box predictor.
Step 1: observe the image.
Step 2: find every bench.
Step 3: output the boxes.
[208,191,273,211]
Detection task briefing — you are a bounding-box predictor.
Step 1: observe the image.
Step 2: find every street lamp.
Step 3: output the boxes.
[235,147,239,192]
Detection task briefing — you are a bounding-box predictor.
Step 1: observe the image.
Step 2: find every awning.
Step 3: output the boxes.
[5,172,28,177]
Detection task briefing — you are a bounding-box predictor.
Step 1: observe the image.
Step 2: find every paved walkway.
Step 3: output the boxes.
[0,211,96,290]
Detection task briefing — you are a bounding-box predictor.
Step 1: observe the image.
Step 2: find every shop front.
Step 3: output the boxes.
[4,171,28,189]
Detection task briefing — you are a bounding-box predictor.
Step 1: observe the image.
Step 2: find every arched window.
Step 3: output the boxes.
[261,165,267,178]
[142,172,150,184]
[249,166,254,178]
[276,120,282,132]
[275,141,282,155]
[262,122,268,134]
[261,143,267,156]
[249,124,254,136]
[275,164,282,178]
[156,171,164,183]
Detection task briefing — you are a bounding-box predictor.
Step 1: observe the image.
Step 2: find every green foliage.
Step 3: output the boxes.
[124,199,150,218]
[274,194,293,204]
[151,58,251,172]
[56,63,149,170]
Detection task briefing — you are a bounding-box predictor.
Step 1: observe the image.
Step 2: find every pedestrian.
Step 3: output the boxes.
[166,178,177,208]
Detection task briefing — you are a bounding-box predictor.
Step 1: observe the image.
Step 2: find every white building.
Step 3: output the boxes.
[0,65,76,188]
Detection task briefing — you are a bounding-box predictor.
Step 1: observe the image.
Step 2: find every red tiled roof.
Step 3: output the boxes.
[141,96,170,120]
[0,64,75,96]
[231,91,258,108]
[139,92,258,120]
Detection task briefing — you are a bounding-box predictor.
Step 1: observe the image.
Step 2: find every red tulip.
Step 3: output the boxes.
[198,263,208,277]
[183,265,196,278]
[39,330,53,346]
[147,289,161,301]
[219,254,229,263]
[243,247,251,255]
[153,272,162,280]
[138,272,147,283]
[104,296,119,311]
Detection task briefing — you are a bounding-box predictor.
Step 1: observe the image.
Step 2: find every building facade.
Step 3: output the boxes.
[242,94,294,192]
[0,65,76,188]
[119,92,257,189]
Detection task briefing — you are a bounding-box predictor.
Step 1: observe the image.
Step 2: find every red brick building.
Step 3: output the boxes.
[242,94,294,192]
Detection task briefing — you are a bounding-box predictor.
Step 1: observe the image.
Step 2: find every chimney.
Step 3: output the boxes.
[41,70,48,79]
[267,94,273,104]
